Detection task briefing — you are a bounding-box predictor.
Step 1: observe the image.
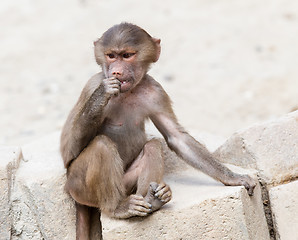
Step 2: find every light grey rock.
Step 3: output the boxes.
[8,120,297,240]
[10,132,78,240]
[215,111,298,185]
[0,146,22,240]
[269,180,298,240]
[4,131,270,240]
[102,168,269,240]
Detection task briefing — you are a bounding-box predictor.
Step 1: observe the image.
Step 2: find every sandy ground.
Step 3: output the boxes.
[1,0,297,146]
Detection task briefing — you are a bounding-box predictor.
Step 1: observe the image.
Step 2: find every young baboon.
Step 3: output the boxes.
[60,22,256,240]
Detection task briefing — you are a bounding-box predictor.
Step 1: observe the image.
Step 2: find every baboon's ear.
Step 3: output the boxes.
[152,38,161,62]
[93,39,98,46]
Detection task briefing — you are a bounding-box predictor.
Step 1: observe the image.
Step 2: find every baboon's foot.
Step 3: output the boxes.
[144,182,172,212]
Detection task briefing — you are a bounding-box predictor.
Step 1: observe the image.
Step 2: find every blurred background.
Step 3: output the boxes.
[1,0,297,146]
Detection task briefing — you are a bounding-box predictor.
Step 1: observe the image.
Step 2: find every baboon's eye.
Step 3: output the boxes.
[123,53,135,59]
[107,53,115,59]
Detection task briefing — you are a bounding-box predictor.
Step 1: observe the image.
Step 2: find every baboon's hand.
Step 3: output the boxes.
[128,194,152,217]
[113,194,152,219]
[240,174,257,196]
[103,77,120,97]
[222,174,257,196]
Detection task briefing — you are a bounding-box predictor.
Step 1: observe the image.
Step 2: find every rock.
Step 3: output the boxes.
[269,180,298,240]
[0,146,22,240]
[4,130,270,240]
[215,111,298,185]
[102,168,270,240]
[9,119,298,240]
[10,132,80,240]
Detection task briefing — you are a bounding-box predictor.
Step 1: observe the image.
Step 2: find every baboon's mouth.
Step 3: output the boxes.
[118,79,133,92]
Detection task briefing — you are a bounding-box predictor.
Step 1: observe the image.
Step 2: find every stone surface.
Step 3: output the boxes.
[3,130,271,240]
[102,168,269,240]
[215,111,298,185]
[269,180,298,240]
[9,132,78,240]
[0,146,22,240]
[5,115,298,240]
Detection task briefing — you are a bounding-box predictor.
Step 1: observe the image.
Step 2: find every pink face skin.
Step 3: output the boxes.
[104,51,145,93]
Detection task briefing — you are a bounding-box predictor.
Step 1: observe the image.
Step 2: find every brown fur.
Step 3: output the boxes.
[65,135,125,212]
[60,23,256,240]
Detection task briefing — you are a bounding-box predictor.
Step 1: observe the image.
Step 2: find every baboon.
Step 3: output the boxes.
[60,23,256,240]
